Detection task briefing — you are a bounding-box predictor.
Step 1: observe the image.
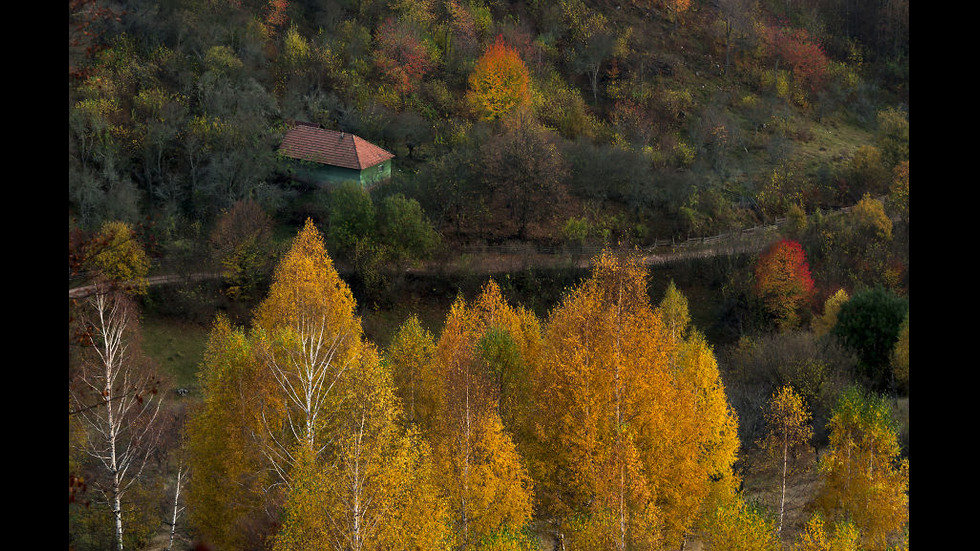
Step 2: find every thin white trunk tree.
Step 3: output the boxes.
[70,289,164,551]
[262,312,355,482]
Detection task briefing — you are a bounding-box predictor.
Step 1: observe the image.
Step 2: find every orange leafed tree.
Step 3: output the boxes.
[532,252,739,549]
[467,35,532,120]
[754,239,815,329]
[424,282,536,547]
[190,220,449,550]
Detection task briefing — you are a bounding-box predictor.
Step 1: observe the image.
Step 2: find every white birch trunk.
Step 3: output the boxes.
[71,290,164,551]
[166,463,186,551]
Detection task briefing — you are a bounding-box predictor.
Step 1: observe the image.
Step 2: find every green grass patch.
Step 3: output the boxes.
[141,314,210,392]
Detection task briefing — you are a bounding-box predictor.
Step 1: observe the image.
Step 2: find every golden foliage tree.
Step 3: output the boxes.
[850,194,893,243]
[386,315,439,427]
[185,316,281,550]
[467,35,532,121]
[670,332,741,530]
[818,388,909,550]
[658,279,690,345]
[759,385,813,535]
[812,289,849,338]
[424,282,536,548]
[533,252,739,549]
[86,220,151,295]
[252,218,364,459]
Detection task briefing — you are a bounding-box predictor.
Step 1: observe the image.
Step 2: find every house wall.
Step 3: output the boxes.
[285,160,392,188]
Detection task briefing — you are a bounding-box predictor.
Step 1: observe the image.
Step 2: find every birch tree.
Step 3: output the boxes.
[533,251,739,549]
[817,388,908,550]
[69,289,164,551]
[760,385,813,536]
[252,218,364,471]
[429,285,535,548]
[185,315,278,550]
[536,251,668,549]
[386,315,438,427]
[252,219,448,549]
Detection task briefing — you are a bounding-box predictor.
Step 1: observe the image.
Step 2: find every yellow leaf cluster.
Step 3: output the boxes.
[794,513,862,551]
[813,289,850,338]
[701,496,781,551]
[533,252,739,547]
[426,282,537,547]
[818,389,909,550]
[467,36,532,121]
[88,221,150,294]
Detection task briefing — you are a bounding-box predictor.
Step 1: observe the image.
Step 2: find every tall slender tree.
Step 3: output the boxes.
[252,219,364,467]
[760,385,814,536]
[185,316,279,550]
[426,283,536,548]
[70,288,165,551]
[533,251,739,549]
[818,388,909,550]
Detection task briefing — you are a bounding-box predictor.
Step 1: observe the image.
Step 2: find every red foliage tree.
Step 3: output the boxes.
[262,0,289,37]
[762,25,830,93]
[374,18,433,106]
[754,239,815,329]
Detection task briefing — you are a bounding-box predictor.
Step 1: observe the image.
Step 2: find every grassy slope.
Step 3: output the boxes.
[141,314,210,392]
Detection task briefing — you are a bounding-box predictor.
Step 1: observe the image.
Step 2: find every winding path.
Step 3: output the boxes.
[69,222,787,300]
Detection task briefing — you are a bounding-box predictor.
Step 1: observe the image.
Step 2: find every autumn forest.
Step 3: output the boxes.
[68,0,909,549]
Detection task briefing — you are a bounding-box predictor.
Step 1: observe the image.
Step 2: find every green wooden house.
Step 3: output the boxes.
[278,122,395,188]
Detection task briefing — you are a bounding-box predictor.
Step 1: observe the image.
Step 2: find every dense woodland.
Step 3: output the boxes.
[68,0,909,549]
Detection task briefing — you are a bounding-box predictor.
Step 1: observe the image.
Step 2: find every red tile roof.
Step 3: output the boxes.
[278,123,394,170]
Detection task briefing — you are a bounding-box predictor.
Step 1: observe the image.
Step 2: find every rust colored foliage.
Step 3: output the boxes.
[763,25,830,92]
[69,0,123,78]
[467,35,532,120]
[374,18,433,102]
[263,0,289,37]
[755,239,815,328]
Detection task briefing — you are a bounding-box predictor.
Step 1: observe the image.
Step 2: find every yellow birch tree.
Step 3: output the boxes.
[818,388,909,550]
[427,283,536,548]
[186,315,281,550]
[386,315,439,427]
[759,385,813,536]
[533,251,740,549]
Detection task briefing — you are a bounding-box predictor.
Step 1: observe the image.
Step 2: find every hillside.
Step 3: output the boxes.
[69,1,909,549]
